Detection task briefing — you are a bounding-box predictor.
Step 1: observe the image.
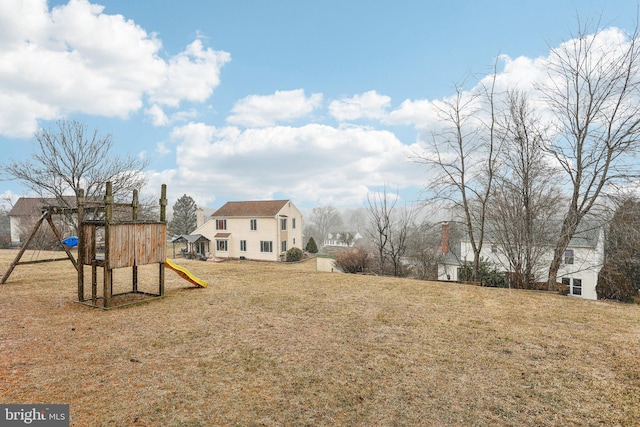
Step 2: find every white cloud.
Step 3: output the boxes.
[226,89,323,128]
[0,0,229,137]
[387,98,438,129]
[156,142,171,157]
[145,104,200,127]
[0,189,20,209]
[148,122,424,207]
[148,39,231,107]
[145,104,170,127]
[328,90,391,121]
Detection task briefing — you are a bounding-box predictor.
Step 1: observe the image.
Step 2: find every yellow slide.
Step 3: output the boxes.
[165,258,208,288]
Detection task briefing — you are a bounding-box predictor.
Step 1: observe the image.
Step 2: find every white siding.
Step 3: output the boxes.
[438,228,604,300]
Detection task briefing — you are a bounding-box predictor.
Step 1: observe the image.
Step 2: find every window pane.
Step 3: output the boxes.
[564,249,574,264]
[216,240,227,251]
[573,279,582,295]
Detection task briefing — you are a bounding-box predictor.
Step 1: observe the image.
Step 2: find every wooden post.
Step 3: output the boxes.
[92,265,97,306]
[132,189,138,293]
[159,184,167,297]
[1,212,48,284]
[159,184,167,221]
[77,189,85,301]
[103,182,113,308]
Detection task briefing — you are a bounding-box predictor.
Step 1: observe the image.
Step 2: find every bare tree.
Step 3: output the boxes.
[540,21,640,289]
[406,220,443,280]
[366,187,415,276]
[414,69,501,280]
[488,90,562,288]
[308,205,343,247]
[2,119,149,207]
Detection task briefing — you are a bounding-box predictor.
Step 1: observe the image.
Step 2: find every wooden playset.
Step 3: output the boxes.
[1,183,206,309]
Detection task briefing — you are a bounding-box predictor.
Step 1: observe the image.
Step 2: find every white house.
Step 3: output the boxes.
[438,222,605,300]
[193,200,303,262]
[323,232,362,248]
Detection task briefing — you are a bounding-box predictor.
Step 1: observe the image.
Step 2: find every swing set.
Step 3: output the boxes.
[1,183,172,309]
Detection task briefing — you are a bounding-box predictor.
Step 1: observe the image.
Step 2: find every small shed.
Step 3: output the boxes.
[171,234,210,259]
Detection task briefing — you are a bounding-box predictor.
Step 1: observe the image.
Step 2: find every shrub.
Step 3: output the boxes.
[305,237,318,254]
[597,263,636,302]
[458,259,508,288]
[285,247,304,262]
[556,282,569,296]
[334,247,370,274]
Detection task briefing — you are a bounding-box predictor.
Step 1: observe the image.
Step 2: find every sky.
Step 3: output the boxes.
[0,0,637,211]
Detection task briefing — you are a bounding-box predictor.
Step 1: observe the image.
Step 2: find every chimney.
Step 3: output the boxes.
[196,208,205,228]
[441,222,449,254]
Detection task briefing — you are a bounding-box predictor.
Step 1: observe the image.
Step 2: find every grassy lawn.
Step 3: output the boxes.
[1,249,639,426]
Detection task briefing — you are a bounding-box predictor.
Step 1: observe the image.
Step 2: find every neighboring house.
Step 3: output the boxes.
[192,200,303,261]
[323,232,362,248]
[0,210,10,247]
[170,234,210,259]
[7,196,76,246]
[437,221,605,300]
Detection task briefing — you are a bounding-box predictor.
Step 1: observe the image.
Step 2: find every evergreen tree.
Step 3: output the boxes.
[305,237,318,253]
[168,194,197,237]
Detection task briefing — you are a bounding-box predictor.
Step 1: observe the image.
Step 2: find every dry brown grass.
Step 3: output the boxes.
[1,249,640,426]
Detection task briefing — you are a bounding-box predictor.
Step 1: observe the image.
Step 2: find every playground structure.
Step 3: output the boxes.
[1,182,207,309]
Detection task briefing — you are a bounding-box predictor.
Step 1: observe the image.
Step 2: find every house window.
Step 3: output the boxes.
[564,249,574,265]
[260,241,273,253]
[250,219,257,231]
[281,218,287,230]
[572,279,582,296]
[216,219,227,230]
[282,240,287,252]
[292,218,296,229]
[216,240,228,251]
[240,240,247,252]
[562,277,582,296]
[491,244,498,253]
[293,238,296,245]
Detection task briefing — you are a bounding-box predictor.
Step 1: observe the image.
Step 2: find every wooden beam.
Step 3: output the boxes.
[1,212,48,284]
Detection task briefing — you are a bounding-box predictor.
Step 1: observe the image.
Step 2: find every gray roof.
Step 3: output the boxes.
[171,234,209,244]
[8,196,77,217]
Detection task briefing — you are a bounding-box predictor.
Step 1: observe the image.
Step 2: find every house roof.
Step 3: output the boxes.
[212,200,291,218]
[8,196,77,217]
[171,234,210,244]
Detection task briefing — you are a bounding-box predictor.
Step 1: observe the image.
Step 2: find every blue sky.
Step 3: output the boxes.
[0,0,636,210]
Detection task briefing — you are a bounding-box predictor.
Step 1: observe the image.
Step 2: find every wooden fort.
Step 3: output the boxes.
[77,182,168,308]
[1,182,169,309]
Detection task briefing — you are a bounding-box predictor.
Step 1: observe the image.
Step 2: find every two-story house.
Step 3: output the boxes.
[438,221,605,300]
[194,200,303,261]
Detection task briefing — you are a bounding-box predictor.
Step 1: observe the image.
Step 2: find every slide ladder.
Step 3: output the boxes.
[165,259,208,288]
